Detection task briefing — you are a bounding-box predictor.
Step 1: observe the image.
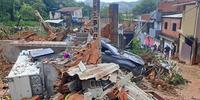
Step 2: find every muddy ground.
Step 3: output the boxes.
[176,63,200,100]
[144,62,200,100]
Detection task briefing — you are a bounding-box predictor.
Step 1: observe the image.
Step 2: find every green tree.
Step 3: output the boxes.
[131,39,143,55]
[32,0,48,19]
[63,0,78,7]
[131,38,150,55]
[119,12,124,23]
[19,0,48,19]
[132,0,157,16]
[78,2,92,18]
[0,0,92,26]
[0,0,48,21]
[0,0,19,21]
[100,7,109,17]
[19,3,35,20]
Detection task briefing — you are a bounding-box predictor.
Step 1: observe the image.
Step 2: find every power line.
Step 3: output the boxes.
[126,11,156,48]
[126,0,199,48]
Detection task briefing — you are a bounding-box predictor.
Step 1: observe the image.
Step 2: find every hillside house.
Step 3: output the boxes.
[50,7,83,19]
[159,14,182,56]
[135,14,154,46]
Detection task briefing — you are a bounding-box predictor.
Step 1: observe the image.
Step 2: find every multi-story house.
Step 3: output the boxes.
[178,1,200,64]
[160,14,182,55]
[50,7,83,19]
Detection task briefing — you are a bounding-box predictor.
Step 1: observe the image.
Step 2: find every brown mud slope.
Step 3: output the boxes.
[8,31,47,41]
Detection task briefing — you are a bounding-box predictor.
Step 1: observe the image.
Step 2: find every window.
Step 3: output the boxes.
[164,22,168,29]
[172,23,177,31]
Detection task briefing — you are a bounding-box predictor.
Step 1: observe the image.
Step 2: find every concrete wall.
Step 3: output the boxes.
[178,4,200,64]
[195,6,200,41]
[181,4,196,37]
[1,44,65,63]
[109,4,119,47]
[73,9,83,18]
[1,45,21,63]
[41,63,58,97]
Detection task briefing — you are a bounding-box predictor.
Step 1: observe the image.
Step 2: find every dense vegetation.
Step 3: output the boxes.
[0,0,157,27]
[131,38,150,55]
[132,0,157,16]
[0,0,91,26]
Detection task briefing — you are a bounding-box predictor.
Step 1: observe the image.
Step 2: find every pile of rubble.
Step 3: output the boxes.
[0,35,9,40]
[0,29,165,99]
[8,31,47,41]
[0,47,164,100]
[0,39,187,100]
[0,48,11,99]
[0,29,67,41]
[0,10,67,41]
[0,26,10,40]
[140,51,187,95]
[0,32,184,100]
[0,24,186,100]
[0,48,12,79]
[0,0,187,99]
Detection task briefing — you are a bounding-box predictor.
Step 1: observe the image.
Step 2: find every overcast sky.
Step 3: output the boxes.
[76,0,138,3]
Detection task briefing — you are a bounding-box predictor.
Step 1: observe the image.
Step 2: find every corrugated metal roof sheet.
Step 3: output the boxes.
[45,19,64,24]
[133,19,154,23]
[67,63,119,80]
[30,48,54,58]
[162,14,183,18]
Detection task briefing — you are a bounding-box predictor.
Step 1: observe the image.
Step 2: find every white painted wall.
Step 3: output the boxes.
[73,9,83,18]
[54,12,62,19]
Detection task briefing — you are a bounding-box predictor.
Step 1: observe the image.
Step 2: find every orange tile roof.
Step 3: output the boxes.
[158,0,194,13]
[141,14,151,21]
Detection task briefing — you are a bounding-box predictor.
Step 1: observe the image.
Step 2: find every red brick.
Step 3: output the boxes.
[161,17,181,39]
[158,0,194,13]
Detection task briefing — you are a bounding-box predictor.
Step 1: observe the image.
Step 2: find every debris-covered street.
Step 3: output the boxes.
[1,0,200,100]
[139,62,200,100]
[175,63,200,100]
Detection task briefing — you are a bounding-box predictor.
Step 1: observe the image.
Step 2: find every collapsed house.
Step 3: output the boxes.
[5,48,58,100]
[0,0,175,99]
[4,48,161,100]
[1,26,167,99]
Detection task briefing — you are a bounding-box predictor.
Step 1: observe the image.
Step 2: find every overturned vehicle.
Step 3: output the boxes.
[101,40,146,78]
